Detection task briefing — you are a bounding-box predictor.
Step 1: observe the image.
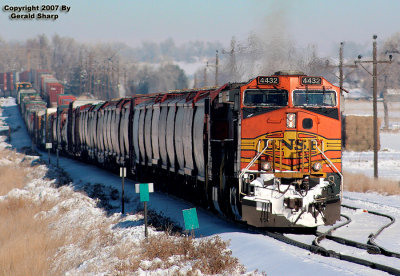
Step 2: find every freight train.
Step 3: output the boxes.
[1,69,65,106]
[18,71,342,230]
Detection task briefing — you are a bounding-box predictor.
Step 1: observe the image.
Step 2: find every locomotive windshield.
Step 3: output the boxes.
[243,89,288,107]
[293,90,336,107]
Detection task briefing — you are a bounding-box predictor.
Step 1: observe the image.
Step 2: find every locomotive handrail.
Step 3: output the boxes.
[239,139,272,194]
[311,139,343,200]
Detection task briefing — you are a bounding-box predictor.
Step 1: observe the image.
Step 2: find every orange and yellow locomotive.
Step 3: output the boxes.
[237,71,342,228]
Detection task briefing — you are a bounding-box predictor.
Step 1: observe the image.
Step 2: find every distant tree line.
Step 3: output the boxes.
[2,33,400,98]
[0,35,216,98]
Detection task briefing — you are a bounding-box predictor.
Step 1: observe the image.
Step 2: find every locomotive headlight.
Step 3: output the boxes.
[286,113,296,128]
[312,162,322,172]
[261,160,272,171]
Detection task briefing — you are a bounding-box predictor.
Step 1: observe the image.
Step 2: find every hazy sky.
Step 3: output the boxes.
[1,0,399,55]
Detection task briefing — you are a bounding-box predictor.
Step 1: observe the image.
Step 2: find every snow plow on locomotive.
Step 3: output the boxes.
[19,71,342,230]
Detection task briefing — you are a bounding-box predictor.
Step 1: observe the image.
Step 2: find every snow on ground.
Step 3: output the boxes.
[1,96,400,275]
[343,99,400,181]
[343,149,400,181]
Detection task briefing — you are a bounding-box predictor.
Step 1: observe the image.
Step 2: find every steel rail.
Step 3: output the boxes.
[314,214,352,246]
[315,204,400,258]
[314,213,382,254]
[261,230,400,275]
[257,204,400,275]
[341,204,400,259]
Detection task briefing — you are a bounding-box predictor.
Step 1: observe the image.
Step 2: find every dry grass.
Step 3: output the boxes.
[113,232,245,275]
[344,171,400,195]
[0,166,28,195]
[0,148,23,164]
[0,197,62,276]
[114,243,142,274]
[0,148,62,276]
[0,147,246,275]
[0,149,29,195]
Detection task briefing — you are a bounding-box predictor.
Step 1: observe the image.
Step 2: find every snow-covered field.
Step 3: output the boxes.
[1,97,400,275]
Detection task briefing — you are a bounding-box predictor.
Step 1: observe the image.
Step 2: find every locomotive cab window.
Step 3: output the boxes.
[293,90,336,107]
[243,89,288,107]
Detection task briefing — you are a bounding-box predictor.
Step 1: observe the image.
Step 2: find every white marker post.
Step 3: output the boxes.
[120,167,126,214]
[46,143,52,164]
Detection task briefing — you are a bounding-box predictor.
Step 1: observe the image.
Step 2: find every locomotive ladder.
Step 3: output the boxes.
[311,139,343,200]
[238,139,272,195]
[238,138,315,195]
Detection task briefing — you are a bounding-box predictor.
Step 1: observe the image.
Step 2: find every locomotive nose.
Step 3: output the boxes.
[293,111,318,133]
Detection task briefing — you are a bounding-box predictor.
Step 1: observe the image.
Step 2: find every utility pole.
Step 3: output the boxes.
[88,53,93,96]
[338,42,358,112]
[339,42,344,111]
[203,50,220,88]
[372,36,378,179]
[355,35,392,178]
[79,51,83,94]
[325,42,357,112]
[204,61,208,87]
[116,58,120,98]
[382,75,389,131]
[383,49,400,131]
[124,66,127,97]
[221,37,242,82]
[193,72,198,89]
[215,50,219,86]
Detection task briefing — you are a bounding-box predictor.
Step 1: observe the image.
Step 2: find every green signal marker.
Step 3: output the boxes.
[182,208,199,231]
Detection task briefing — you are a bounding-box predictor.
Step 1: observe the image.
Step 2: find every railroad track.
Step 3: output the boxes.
[339,204,400,259]
[261,204,400,275]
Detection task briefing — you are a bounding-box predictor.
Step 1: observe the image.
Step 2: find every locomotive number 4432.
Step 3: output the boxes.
[257,76,279,85]
[301,77,322,85]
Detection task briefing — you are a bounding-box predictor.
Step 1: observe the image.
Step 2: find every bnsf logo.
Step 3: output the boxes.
[262,138,317,152]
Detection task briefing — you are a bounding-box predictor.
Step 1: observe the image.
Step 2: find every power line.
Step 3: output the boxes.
[355,35,392,178]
